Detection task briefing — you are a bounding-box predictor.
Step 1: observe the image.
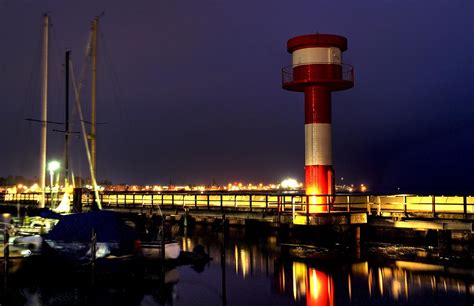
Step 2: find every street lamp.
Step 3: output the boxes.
[48,161,60,205]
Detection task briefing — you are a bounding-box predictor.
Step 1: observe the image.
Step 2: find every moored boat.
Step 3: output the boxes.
[43,210,140,263]
[141,240,181,260]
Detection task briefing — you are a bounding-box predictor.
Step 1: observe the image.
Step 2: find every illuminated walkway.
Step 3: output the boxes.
[3,191,474,230]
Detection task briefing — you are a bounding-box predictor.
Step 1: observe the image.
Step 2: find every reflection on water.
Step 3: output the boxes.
[275,257,473,306]
[177,225,473,306]
[285,262,334,306]
[0,221,472,305]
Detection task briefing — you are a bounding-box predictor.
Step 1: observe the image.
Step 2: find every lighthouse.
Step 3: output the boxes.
[282,34,354,212]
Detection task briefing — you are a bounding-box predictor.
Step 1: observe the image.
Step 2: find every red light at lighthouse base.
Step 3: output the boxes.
[305,165,334,213]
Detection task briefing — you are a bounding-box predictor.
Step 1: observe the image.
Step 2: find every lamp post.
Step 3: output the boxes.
[48,161,60,206]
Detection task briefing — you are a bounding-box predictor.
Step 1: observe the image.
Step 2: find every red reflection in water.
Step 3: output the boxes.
[284,262,334,306]
[306,268,334,306]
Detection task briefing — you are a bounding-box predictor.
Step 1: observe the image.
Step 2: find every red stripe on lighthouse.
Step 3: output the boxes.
[304,86,333,212]
[305,86,331,124]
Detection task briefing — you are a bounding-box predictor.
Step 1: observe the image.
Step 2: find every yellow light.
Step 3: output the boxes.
[48,160,60,172]
[234,245,239,273]
[240,249,249,278]
[292,262,307,300]
[281,178,299,189]
[310,269,320,299]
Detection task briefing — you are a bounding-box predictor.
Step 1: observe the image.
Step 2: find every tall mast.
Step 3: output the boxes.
[64,51,71,188]
[39,14,49,208]
[90,17,98,180]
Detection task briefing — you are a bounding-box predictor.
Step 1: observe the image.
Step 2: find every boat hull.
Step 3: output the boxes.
[141,241,181,260]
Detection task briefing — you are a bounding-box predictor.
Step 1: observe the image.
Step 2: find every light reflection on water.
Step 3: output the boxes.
[177,225,473,306]
[0,217,472,305]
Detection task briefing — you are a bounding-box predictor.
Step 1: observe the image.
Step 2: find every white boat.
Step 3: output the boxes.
[12,234,43,254]
[140,240,181,260]
[14,216,59,236]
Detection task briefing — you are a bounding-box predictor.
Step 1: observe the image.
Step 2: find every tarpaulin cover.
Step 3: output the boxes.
[45,210,137,252]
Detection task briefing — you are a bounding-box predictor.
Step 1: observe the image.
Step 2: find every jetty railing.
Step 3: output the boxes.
[2,191,474,220]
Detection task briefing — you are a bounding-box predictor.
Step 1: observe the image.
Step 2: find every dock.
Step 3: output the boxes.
[2,191,473,230]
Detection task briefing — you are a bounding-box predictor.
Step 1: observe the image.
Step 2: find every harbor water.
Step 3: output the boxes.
[0,215,472,305]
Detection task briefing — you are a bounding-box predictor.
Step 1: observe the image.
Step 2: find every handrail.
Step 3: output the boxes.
[282,62,354,85]
[2,192,474,220]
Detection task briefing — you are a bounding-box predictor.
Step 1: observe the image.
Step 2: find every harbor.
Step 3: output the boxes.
[0,188,472,305]
[0,0,473,305]
[0,213,471,305]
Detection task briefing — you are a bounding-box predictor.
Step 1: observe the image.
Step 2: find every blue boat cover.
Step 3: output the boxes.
[39,208,63,220]
[45,211,137,249]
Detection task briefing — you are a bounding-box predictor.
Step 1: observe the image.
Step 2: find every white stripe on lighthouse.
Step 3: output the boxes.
[292,47,341,66]
[305,123,332,166]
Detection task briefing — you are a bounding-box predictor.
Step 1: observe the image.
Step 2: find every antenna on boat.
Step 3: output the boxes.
[90,15,101,182]
[39,14,49,208]
[89,12,105,183]
[64,50,71,189]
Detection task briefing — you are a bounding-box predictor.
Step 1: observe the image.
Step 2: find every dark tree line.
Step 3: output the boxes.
[0,175,113,187]
[0,175,36,187]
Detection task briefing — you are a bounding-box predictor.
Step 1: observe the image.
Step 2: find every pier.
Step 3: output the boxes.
[2,191,473,232]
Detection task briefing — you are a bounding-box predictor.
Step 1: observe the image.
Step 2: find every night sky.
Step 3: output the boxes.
[0,0,473,193]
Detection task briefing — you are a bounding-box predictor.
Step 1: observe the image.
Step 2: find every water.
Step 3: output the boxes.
[0,219,473,305]
[172,226,474,306]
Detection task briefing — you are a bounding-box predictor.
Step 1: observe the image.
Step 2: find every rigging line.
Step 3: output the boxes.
[99,30,132,176]
[19,26,42,119]
[99,30,131,131]
[70,59,102,210]
[16,18,43,180]
[69,30,92,132]
[75,31,93,107]
[25,118,63,125]
[67,33,92,186]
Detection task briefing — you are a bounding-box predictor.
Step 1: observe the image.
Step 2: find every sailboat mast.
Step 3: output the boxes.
[90,17,98,180]
[64,50,71,188]
[39,14,49,208]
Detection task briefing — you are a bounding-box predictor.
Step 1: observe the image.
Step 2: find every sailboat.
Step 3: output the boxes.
[12,15,108,260]
[36,14,101,212]
[18,15,183,264]
[32,14,74,212]
[43,210,140,262]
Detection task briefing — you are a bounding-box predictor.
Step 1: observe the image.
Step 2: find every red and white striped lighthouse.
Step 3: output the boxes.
[282,34,354,212]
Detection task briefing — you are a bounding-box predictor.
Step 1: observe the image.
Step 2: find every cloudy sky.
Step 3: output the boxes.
[0,0,473,193]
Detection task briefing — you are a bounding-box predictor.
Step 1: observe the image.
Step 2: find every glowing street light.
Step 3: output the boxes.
[48,160,60,206]
[281,178,300,190]
[48,160,60,190]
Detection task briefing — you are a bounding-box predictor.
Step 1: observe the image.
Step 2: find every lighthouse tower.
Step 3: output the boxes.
[282,34,354,212]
